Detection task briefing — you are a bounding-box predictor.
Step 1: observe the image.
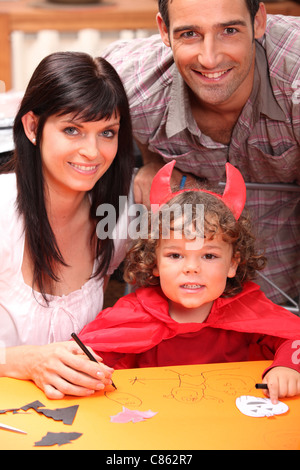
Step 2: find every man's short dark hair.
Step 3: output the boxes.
[158,0,260,30]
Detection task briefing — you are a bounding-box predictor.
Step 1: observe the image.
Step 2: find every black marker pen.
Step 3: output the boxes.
[71,333,116,389]
[255,383,268,390]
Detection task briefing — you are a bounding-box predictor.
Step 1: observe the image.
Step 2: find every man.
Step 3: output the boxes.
[102,0,300,306]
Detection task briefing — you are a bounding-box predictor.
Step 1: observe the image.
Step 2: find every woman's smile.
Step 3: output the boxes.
[68,162,100,175]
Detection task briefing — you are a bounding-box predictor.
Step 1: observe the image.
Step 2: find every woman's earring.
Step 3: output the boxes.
[32,137,36,144]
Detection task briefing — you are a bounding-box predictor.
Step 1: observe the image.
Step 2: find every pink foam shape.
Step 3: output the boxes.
[110,407,158,423]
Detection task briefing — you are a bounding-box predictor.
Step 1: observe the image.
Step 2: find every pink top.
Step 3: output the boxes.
[0,173,129,347]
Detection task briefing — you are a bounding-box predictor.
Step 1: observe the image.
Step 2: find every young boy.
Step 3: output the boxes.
[79,161,300,404]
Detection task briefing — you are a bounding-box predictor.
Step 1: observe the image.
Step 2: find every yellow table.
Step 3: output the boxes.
[0,361,299,450]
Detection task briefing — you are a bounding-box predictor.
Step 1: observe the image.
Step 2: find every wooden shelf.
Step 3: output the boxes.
[0,0,299,90]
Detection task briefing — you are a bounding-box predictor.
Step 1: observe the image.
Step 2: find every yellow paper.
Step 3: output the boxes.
[0,361,299,450]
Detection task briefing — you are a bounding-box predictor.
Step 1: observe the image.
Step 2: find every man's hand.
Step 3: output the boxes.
[134,161,198,207]
[134,161,165,207]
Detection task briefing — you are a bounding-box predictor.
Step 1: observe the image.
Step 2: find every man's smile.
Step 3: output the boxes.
[192,68,233,81]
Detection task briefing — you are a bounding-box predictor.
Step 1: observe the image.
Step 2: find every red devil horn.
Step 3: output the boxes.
[222,163,246,220]
[150,160,176,207]
[149,160,246,220]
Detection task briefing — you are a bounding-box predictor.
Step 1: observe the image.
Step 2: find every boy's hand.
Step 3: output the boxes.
[263,367,300,404]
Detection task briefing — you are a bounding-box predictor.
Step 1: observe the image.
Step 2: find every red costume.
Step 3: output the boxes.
[79,282,300,374]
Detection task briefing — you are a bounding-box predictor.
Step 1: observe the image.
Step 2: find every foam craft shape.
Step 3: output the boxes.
[236,396,289,418]
[110,407,158,424]
[34,432,82,447]
[0,400,79,425]
[150,160,246,220]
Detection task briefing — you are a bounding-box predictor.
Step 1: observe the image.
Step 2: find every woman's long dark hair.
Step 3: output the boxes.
[9,51,134,301]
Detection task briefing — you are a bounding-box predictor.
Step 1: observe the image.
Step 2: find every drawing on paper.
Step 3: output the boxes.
[104,367,256,407]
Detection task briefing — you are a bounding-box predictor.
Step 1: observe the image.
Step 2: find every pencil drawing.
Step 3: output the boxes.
[104,367,256,406]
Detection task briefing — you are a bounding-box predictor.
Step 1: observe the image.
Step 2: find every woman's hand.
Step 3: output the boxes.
[2,342,114,399]
[263,367,300,404]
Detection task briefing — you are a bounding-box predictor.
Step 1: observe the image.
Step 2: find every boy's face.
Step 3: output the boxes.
[153,229,238,322]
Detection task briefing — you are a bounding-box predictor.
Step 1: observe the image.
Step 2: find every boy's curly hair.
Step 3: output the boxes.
[124,190,266,297]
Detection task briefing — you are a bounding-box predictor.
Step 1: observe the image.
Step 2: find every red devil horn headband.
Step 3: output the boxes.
[150,160,246,220]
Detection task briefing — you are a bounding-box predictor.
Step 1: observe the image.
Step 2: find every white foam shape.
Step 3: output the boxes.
[236,395,289,418]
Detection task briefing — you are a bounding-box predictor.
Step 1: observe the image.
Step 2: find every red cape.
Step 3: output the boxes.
[79,282,300,354]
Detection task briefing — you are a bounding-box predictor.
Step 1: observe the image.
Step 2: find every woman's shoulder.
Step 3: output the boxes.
[0,172,17,204]
[0,173,23,274]
[0,172,19,227]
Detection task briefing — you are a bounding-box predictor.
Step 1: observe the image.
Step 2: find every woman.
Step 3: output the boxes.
[0,52,134,398]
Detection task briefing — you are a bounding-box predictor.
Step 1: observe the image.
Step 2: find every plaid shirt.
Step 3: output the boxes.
[103,15,300,305]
